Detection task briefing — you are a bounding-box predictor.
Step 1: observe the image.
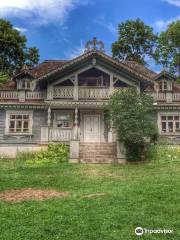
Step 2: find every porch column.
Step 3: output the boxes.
[108,119,113,143]
[40,106,51,143]
[109,74,114,96]
[73,107,78,140]
[166,92,173,103]
[47,106,51,127]
[74,74,79,100]
[70,106,80,163]
[47,85,54,100]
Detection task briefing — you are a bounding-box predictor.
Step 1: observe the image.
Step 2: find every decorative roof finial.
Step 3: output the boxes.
[85,37,105,52]
[22,64,29,70]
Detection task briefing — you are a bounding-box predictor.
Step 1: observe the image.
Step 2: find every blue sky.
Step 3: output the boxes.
[0,0,180,71]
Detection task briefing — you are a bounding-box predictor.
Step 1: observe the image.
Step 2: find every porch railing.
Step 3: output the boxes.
[0,91,19,99]
[151,92,180,102]
[49,128,72,142]
[53,87,74,99]
[26,91,45,100]
[172,93,180,101]
[151,93,166,101]
[78,87,109,99]
[53,87,110,100]
[0,90,45,101]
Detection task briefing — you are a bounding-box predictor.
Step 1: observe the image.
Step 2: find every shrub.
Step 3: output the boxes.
[106,87,158,161]
[26,144,69,166]
[146,144,180,163]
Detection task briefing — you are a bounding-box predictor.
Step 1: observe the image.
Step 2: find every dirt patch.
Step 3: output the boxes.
[0,188,69,203]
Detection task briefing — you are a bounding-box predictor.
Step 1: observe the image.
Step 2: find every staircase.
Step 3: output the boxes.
[80,143,117,163]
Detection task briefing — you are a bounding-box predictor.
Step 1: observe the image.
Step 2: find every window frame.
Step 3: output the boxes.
[158,80,170,92]
[18,79,32,90]
[53,111,73,129]
[159,112,180,134]
[5,111,33,136]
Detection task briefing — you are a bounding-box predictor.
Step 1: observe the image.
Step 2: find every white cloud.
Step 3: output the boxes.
[0,0,89,26]
[93,14,117,35]
[64,40,85,59]
[14,27,27,32]
[107,23,117,35]
[154,15,180,31]
[162,0,180,7]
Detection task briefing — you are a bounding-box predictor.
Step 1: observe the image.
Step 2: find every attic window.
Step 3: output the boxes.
[21,80,31,90]
[159,80,168,91]
[164,81,167,90]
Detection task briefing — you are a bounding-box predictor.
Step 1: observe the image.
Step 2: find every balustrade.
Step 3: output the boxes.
[49,128,72,142]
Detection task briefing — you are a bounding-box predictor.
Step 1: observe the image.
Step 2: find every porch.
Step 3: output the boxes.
[40,107,115,143]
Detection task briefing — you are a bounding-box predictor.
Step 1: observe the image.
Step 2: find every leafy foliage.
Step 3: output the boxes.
[0,72,10,84]
[155,20,180,77]
[112,18,157,65]
[147,144,180,164]
[107,87,158,161]
[0,18,39,82]
[27,144,69,166]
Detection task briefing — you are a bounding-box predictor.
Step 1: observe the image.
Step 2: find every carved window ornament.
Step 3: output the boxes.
[5,110,33,135]
[85,37,105,52]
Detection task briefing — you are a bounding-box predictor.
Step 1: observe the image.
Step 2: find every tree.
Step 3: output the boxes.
[0,18,39,80]
[155,20,180,79]
[106,88,158,161]
[112,19,157,65]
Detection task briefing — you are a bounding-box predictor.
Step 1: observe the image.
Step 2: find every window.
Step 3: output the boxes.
[160,115,180,133]
[20,80,31,90]
[55,112,72,128]
[164,81,167,90]
[159,80,168,91]
[6,111,33,135]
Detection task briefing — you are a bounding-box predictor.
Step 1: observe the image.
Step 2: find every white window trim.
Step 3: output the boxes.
[5,110,33,136]
[158,80,172,92]
[158,111,180,135]
[18,79,32,90]
[53,110,73,129]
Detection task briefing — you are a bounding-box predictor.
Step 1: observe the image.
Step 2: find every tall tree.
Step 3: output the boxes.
[0,19,39,80]
[155,20,180,78]
[112,19,157,65]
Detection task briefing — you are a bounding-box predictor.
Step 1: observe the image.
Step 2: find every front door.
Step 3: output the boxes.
[84,115,100,142]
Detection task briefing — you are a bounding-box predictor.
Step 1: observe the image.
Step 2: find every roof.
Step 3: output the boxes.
[0,81,16,90]
[121,61,157,80]
[0,50,166,90]
[30,60,68,78]
[35,50,157,82]
[153,70,175,81]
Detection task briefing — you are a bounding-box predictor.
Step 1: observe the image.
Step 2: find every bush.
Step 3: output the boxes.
[26,144,69,166]
[106,87,158,161]
[146,144,180,163]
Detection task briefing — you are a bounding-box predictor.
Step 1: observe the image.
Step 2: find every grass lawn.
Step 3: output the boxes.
[0,152,180,239]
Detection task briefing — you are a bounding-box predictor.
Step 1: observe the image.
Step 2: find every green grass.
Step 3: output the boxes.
[0,146,180,240]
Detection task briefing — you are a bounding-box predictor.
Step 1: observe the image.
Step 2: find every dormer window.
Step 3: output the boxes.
[19,79,32,90]
[158,80,168,91]
[164,81,167,90]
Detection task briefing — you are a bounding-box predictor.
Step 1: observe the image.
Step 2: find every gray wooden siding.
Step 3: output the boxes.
[0,109,47,144]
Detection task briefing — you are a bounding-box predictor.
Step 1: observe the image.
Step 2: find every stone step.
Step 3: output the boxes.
[79,142,117,163]
[80,158,116,164]
[80,149,116,154]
